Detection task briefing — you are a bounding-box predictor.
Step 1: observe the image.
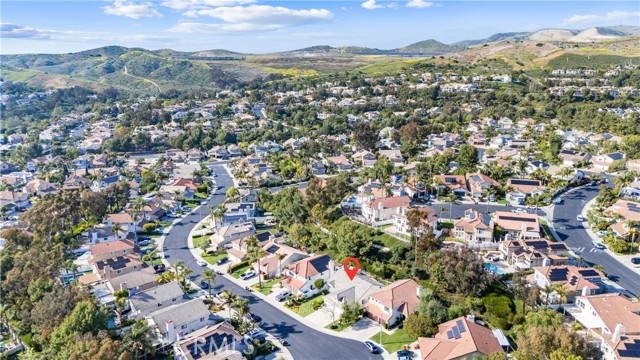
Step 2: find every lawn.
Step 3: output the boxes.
[202,251,227,265]
[540,220,559,242]
[286,294,322,317]
[144,258,163,266]
[325,321,351,332]
[497,198,509,205]
[230,263,252,278]
[193,235,209,249]
[370,328,417,353]
[195,192,208,199]
[259,278,281,295]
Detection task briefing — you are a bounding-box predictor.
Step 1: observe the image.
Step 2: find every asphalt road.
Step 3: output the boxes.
[552,181,640,296]
[163,165,381,360]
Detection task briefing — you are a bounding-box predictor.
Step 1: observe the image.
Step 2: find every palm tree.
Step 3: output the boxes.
[246,236,265,289]
[156,271,178,284]
[202,269,217,296]
[209,204,226,229]
[553,283,569,314]
[132,196,146,222]
[543,284,554,305]
[233,297,250,320]
[276,253,286,278]
[142,249,158,263]
[225,186,240,202]
[221,290,237,320]
[122,319,156,359]
[557,167,573,181]
[446,193,458,221]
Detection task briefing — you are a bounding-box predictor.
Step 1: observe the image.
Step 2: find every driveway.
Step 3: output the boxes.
[162,165,381,360]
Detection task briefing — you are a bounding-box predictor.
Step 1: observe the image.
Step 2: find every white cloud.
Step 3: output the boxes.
[169,5,333,34]
[361,0,385,10]
[560,10,640,26]
[161,0,255,11]
[103,0,162,19]
[406,0,433,8]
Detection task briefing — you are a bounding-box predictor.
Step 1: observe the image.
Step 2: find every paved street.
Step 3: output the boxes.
[163,165,381,360]
[552,182,640,296]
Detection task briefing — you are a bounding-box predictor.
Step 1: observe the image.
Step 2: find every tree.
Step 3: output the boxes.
[48,301,109,354]
[221,290,237,320]
[270,187,308,227]
[202,269,217,296]
[456,144,479,172]
[225,186,240,202]
[314,278,325,291]
[121,319,156,359]
[428,248,493,297]
[352,123,378,151]
[334,220,374,259]
[246,236,265,289]
[404,313,437,338]
[510,271,538,314]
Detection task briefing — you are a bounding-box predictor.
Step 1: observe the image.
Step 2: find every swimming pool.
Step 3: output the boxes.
[484,263,507,275]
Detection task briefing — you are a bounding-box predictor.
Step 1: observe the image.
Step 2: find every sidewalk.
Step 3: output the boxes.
[185,216,396,359]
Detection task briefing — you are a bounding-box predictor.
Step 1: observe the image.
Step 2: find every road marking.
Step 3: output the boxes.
[570,247,585,253]
[589,248,604,253]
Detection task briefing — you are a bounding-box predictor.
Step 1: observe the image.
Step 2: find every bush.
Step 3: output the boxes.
[228,260,250,274]
[143,223,156,232]
[197,184,208,194]
[312,297,324,310]
[482,293,515,330]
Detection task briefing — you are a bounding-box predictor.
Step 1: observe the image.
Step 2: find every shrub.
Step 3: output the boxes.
[314,278,325,290]
[482,293,514,330]
[143,223,156,232]
[312,298,324,310]
[197,184,208,194]
[228,260,250,274]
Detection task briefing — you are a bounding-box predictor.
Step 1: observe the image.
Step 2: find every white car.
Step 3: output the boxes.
[596,230,607,237]
[513,208,526,214]
[592,241,606,250]
[275,290,290,302]
[576,215,587,222]
[241,270,257,280]
[196,260,208,267]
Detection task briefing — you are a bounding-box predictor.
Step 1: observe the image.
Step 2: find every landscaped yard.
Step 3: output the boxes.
[195,192,208,199]
[144,258,163,266]
[325,321,351,332]
[230,263,252,278]
[369,328,417,353]
[192,235,209,249]
[259,278,281,295]
[540,220,559,242]
[202,251,227,265]
[286,294,323,317]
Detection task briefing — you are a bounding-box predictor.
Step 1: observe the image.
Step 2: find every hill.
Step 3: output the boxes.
[395,39,459,54]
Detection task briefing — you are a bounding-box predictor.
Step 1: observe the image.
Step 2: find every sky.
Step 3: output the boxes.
[1,0,639,54]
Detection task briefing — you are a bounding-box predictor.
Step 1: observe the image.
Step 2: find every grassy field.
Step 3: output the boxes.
[370,328,417,353]
[1,68,40,82]
[547,53,638,69]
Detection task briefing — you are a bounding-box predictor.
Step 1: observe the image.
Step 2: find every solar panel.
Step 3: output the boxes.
[445,177,457,183]
[452,326,461,339]
[266,245,279,254]
[510,179,541,186]
[456,319,466,333]
[549,269,569,281]
[578,269,600,277]
[499,216,536,223]
[446,330,454,339]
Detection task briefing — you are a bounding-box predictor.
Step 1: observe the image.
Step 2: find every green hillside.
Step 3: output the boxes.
[547,53,639,69]
[396,39,459,54]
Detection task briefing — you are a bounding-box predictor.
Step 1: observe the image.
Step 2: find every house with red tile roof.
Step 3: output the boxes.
[454,209,494,243]
[364,279,420,327]
[282,254,334,296]
[534,265,605,304]
[362,195,410,225]
[434,175,469,197]
[417,316,504,360]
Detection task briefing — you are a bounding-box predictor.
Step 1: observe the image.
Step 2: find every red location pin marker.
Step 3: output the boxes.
[343,257,360,281]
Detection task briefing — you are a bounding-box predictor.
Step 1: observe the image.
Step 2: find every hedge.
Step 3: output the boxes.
[228,260,250,274]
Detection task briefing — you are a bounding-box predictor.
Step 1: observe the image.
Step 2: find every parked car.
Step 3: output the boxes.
[364,341,382,354]
[213,291,225,301]
[592,240,606,250]
[138,240,151,246]
[245,328,263,340]
[576,215,587,222]
[138,236,151,241]
[216,257,229,266]
[197,260,208,267]
[397,349,414,359]
[241,270,257,280]
[245,313,262,323]
[513,208,526,214]
[552,198,564,205]
[200,281,209,289]
[630,257,640,265]
[167,212,180,218]
[596,230,607,237]
[275,290,290,302]
[153,264,166,273]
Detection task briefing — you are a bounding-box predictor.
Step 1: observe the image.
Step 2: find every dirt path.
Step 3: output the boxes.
[123,66,161,92]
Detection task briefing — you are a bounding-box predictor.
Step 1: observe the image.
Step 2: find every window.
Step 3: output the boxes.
[181,325,187,329]
[384,306,390,313]
[200,317,204,322]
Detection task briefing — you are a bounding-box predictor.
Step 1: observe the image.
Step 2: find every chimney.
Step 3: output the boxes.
[120,281,128,292]
[612,324,625,344]
[328,259,335,277]
[581,286,590,296]
[103,264,110,279]
[106,217,112,227]
[416,286,422,298]
[166,320,177,343]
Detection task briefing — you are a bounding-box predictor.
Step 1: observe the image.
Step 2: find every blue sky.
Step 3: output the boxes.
[1,1,639,54]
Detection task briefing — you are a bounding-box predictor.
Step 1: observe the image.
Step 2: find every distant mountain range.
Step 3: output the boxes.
[1,25,638,92]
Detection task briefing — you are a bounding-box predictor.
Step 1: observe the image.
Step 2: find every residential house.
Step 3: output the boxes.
[222,202,256,224]
[393,206,438,236]
[92,254,146,280]
[62,175,92,191]
[208,221,256,250]
[22,179,58,197]
[187,148,203,163]
[352,150,377,167]
[308,160,326,176]
[0,191,30,210]
[257,240,308,278]
[533,266,605,303]
[559,150,592,167]
[227,231,271,264]
[282,254,333,297]
[454,209,494,244]
[378,149,404,165]
[361,196,411,225]
[106,267,159,295]
[527,160,550,174]
[129,281,188,319]
[149,298,214,344]
[466,173,500,199]
[592,152,625,171]
[207,146,230,160]
[364,279,420,327]
[89,239,138,263]
[606,200,640,223]
[499,239,569,268]
[173,322,245,360]
[106,213,137,234]
[626,158,640,172]
[91,175,120,192]
[434,175,469,197]
[326,155,353,171]
[324,267,383,319]
[506,179,544,204]
[417,316,505,360]
[493,211,541,240]
[569,293,640,360]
